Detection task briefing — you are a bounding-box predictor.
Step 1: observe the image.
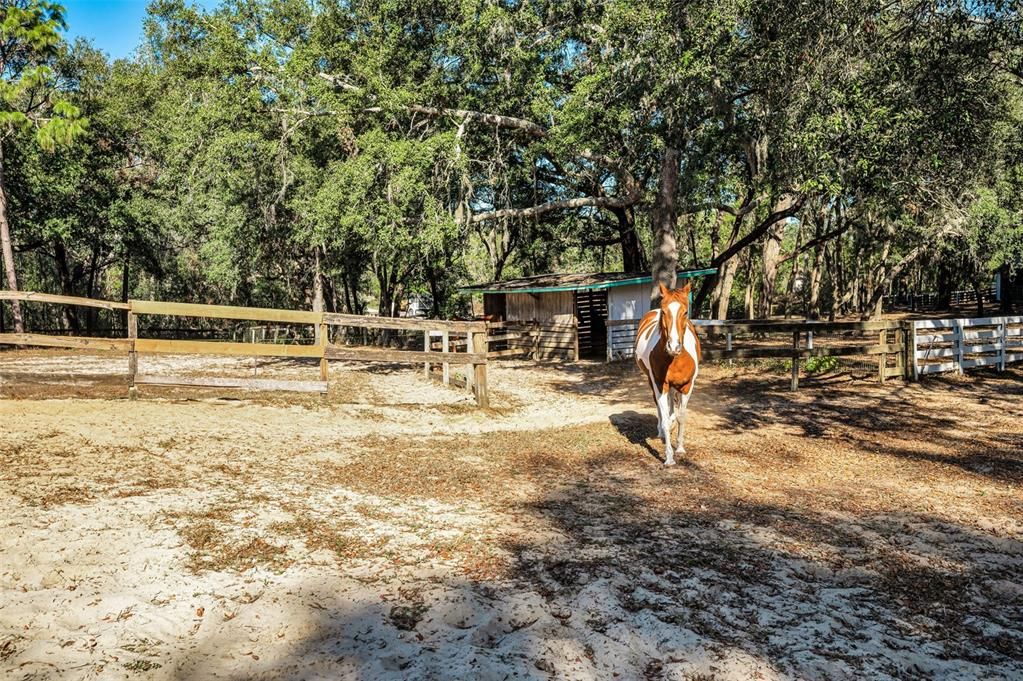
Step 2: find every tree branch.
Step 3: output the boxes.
[711,195,804,269]
[779,222,852,264]
[470,189,641,224]
[319,71,641,220]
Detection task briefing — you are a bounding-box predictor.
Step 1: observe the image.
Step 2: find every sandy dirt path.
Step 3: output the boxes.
[2,353,1022,680]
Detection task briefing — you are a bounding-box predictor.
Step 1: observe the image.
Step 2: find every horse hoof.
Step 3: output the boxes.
[663,459,677,467]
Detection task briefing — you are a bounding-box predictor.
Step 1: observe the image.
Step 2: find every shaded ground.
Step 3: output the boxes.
[1,351,1021,680]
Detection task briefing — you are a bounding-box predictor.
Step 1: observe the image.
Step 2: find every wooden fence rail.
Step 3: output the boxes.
[607,317,907,390]
[484,320,578,361]
[0,291,490,407]
[0,290,130,310]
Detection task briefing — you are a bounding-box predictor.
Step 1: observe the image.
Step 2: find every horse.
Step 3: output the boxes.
[634,282,701,466]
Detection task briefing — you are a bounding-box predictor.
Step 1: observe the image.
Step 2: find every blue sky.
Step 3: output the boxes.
[61,0,215,60]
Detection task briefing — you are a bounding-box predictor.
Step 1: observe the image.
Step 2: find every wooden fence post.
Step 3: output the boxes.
[442,330,450,385]
[471,328,489,408]
[424,331,431,378]
[790,330,800,392]
[895,326,905,380]
[466,330,476,394]
[878,329,887,384]
[128,310,138,400]
[318,321,329,393]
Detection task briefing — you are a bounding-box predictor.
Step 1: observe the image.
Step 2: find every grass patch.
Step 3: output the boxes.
[272,514,385,560]
[123,660,162,672]
[37,485,95,508]
[170,504,291,573]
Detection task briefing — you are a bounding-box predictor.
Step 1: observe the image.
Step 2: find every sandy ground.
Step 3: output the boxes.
[1,350,1022,680]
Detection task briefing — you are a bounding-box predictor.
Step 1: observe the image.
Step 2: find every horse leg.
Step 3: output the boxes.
[675,382,695,455]
[675,404,688,454]
[655,387,676,466]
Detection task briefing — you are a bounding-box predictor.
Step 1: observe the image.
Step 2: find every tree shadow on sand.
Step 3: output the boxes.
[167,442,1022,681]
[499,462,1023,679]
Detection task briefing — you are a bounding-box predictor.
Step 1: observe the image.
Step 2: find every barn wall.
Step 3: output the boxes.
[504,292,575,324]
[499,291,576,360]
[607,283,649,321]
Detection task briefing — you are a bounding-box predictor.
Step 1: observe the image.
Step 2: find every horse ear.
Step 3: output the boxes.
[658,282,669,297]
[681,282,691,295]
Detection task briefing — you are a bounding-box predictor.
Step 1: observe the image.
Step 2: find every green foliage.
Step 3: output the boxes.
[804,356,841,375]
[0,0,86,149]
[2,0,1022,331]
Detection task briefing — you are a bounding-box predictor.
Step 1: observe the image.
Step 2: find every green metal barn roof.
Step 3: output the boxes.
[462,268,717,295]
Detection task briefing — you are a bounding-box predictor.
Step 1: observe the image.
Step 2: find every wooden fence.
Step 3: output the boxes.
[912,316,1023,377]
[608,317,908,390]
[484,320,579,361]
[0,291,490,407]
[610,314,1023,387]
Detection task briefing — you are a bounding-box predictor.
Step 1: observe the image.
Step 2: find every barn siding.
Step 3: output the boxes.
[607,283,649,321]
[500,292,576,360]
[504,292,575,324]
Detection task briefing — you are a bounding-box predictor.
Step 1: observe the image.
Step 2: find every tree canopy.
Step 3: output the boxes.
[1,0,1021,330]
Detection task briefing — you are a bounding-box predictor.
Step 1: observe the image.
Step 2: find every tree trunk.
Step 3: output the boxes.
[85,243,100,334]
[610,205,645,272]
[758,221,785,318]
[53,240,80,333]
[312,246,324,312]
[377,271,393,319]
[0,143,24,333]
[743,252,756,319]
[121,253,130,332]
[322,275,338,313]
[428,272,442,318]
[650,147,680,305]
[862,236,946,318]
[936,258,953,309]
[781,221,804,319]
[744,272,756,319]
[807,244,825,320]
[341,273,354,314]
[850,254,862,314]
[828,239,842,321]
[711,256,739,319]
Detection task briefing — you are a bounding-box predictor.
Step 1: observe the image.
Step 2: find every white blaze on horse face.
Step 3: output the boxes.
[666,301,682,355]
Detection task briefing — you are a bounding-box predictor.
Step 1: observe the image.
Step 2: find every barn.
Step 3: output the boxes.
[462,269,716,360]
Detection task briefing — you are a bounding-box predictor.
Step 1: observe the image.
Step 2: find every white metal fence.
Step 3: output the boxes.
[912,316,1023,376]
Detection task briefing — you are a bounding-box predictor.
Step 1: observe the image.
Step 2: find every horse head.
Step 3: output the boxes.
[658,282,691,357]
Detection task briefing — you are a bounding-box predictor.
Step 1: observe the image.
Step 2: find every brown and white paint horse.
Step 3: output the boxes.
[635,283,701,465]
